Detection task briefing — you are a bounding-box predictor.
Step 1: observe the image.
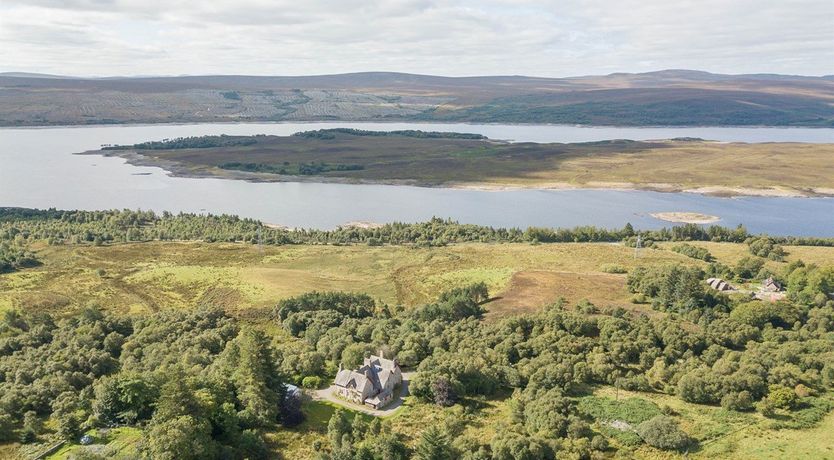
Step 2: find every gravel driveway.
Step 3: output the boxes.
[310,371,414,416]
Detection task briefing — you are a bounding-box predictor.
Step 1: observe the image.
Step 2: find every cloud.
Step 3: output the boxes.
[0,0,831,77]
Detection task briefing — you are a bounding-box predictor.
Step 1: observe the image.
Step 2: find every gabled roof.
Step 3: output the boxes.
[335,352,400,398]
[335,369,370,392]
[364,354,399,371]
[762,277,783,291]
[334,366,380,394]
[706,277,733,291]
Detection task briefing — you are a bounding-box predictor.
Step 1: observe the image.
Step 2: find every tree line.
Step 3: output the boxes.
[292,128,488,140]
[103,135,260,150]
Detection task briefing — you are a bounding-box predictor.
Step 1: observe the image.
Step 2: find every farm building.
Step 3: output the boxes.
[333,351,402,409]
[755,277,787,301]
[706,277,735,291]
[761,277,782,292]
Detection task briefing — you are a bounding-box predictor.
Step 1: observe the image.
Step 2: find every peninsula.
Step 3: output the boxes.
[88,128,834,197]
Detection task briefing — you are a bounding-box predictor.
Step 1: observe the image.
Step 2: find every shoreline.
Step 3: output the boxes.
[6,119,834,130]
[81,149,834,199]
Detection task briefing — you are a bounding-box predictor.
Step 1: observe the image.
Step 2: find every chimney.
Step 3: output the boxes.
[339,362,343,372]
[379,349,384,359]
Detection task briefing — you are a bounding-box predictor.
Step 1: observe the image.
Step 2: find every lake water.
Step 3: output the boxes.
[1,122,833,235]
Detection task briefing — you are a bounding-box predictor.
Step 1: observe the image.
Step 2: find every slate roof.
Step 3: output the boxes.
[706,277,734,291]
[334,354,400,396]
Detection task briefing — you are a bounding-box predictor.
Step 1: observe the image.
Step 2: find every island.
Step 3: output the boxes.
[651,212,721,224]
[86,128,834,197]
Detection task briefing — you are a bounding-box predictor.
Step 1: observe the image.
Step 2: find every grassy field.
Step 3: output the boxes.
[97,132,834,196]
[0,240,712,316]
[588,386,834,460]
[4,240,834,317]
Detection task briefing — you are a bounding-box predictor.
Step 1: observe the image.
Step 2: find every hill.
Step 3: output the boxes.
[1,70,832,126]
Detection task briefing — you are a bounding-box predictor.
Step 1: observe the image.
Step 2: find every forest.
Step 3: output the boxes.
[1,208,833,459]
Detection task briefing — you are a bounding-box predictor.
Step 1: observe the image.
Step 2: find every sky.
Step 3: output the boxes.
[1,0,832,78]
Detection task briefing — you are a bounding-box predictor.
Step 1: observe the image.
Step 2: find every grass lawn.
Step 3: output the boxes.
[268,399,373,459]
[47,427,142,460]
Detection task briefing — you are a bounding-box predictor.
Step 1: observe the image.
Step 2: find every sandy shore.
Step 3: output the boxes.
[650,212,721,224]
[79,149,834,199]
[448,181,833,198]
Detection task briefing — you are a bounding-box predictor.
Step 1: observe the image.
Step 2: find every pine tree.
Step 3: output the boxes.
[327,409,351,450]
[415,426,453,460]
[226,328,286,426]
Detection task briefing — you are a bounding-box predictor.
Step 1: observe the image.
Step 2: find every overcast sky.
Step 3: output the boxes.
[1,0,832,77]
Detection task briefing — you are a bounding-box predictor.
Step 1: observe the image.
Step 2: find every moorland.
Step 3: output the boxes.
[90,129,834,197]
[2,70,833,127]
[1,209,833,459]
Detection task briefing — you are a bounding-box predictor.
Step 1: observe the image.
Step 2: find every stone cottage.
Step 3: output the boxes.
[333,351,402,409]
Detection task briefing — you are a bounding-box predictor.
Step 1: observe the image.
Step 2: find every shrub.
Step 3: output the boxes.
[767,384,798,410]
[757,399,776,417]
[721,391,754,411]
[590,435,609,452]
[671,243,713,261]
[635,416,691,451]
[677,372,720,404]
[734,257,766,280]
[301,376,323,389]
[631,293,648,304]
[748,237,786,261]
[600,263,627,274]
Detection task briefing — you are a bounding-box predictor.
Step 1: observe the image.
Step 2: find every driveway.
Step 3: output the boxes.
[310,371,414,417]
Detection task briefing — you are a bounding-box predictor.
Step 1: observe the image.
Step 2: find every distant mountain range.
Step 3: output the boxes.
[1,70,832,127]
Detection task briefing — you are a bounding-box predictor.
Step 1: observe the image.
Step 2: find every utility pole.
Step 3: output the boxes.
[634,233,642,259]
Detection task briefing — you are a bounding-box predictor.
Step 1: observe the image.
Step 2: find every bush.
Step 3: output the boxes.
[767,385,798,410]
[635,416,691,451]
[721,391,754,411]
[600,263,627,274]
[671,243,713,261]
[748,238,786,261]
[301,376,323,389]
[734,257,766,280]
[590,435,609,452]
[631,293,648,304]
[757,399,776,417]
